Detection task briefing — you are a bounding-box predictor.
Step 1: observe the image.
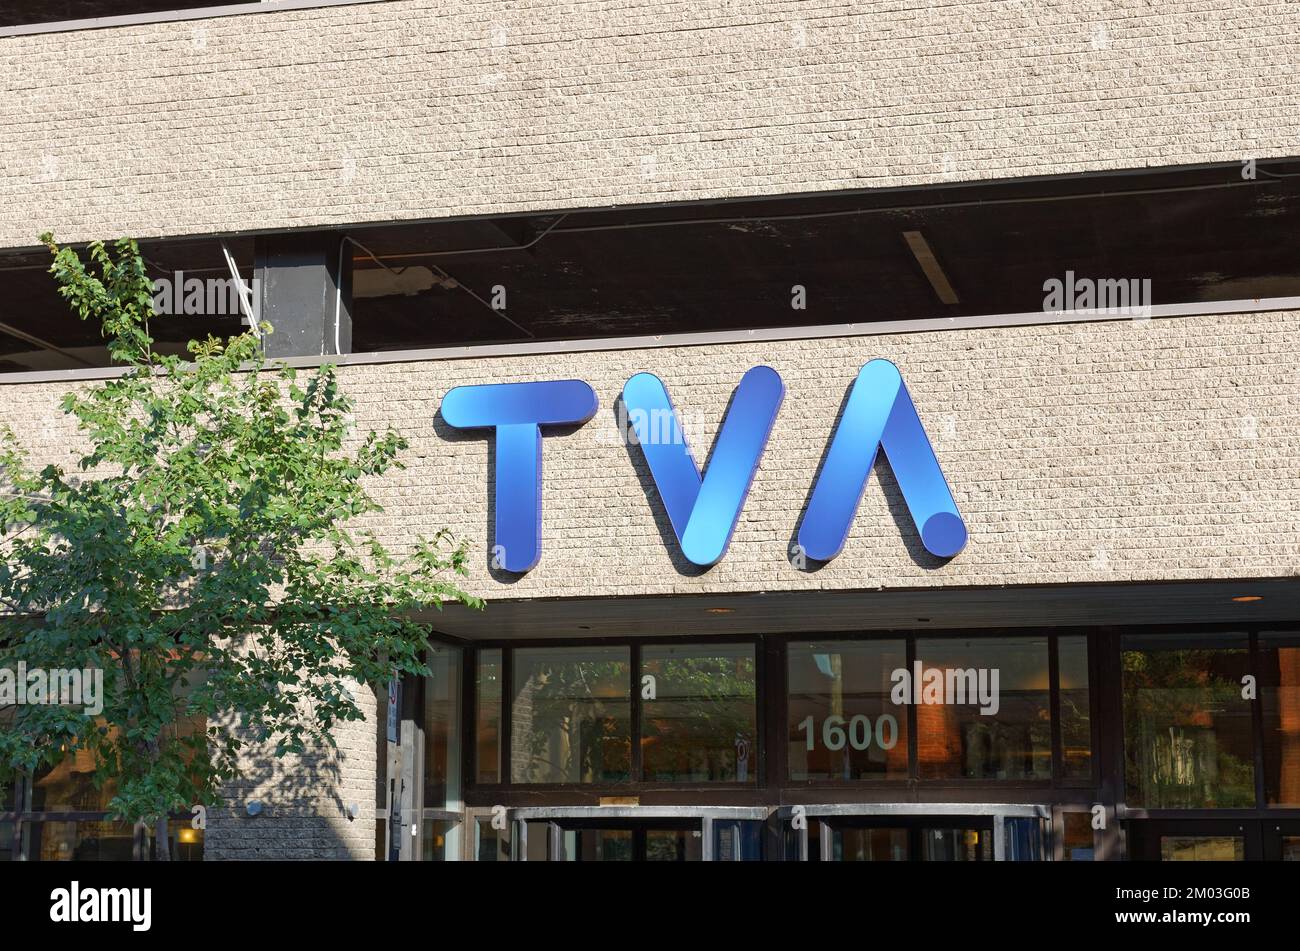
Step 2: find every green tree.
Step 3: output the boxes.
[0,235,482,859]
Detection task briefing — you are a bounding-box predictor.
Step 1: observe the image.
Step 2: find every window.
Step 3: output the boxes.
[1159,836,1245,862]
[787,639,908,781]
[1060,810,1095,861]
[474,815,510,862]
[1260,631,1300,806]
[476,634,1092,790]
[785,633,1081,783]
[421,819,458,862]
[713,820,764,861]
[510,646,631,784]
[475,649,502,784]
[915,636,1051,781]
[0,677,208,860]
[474,641,756,786]
[31,731,120,812]
[0,3,265,30]
[423,645,462,809]
[1057,635,1093,780]
[1122,633,1255,808]
[641,644,757,783]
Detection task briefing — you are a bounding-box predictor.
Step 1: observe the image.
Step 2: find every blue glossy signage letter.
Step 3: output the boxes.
[441,380,598,572]
[623,366,784,566]
[798,359,966,561]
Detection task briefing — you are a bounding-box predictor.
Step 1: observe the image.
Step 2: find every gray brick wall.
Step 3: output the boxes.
[0,0,1297,248]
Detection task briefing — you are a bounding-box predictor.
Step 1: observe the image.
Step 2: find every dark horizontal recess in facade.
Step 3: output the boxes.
[0,0,385,34]
[1,158,1298,373]
[417,579,1300,641]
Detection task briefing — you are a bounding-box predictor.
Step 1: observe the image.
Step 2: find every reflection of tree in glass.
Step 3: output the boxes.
[1058,687,1092,775]
[513,657,630,784]
[1123,650,1255,808]
[642,655,756,782]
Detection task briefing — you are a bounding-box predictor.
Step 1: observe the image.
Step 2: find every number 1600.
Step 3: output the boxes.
[797,714,899,752]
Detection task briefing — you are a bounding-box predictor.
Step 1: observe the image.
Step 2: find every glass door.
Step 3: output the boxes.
[519,819,705,861]
[1126,820,1262,861]
[821,818,994,861]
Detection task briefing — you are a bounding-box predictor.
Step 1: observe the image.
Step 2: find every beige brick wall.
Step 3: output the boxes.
[4,311,1297,603]
[0,0,1297,248]
[205,682,377,860]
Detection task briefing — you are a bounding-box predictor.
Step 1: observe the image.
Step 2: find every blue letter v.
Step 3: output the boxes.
[624,366,784,566]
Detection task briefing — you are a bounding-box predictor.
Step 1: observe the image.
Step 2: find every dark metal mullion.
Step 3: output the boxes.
[630,643,643,783]
[1088,630,1104,789]
[462,647,477,790]
[1048,635,1063,785]
[765,636,785,790]
[501,648,513,787]
[751,635,765,788]
[906,635,919,782]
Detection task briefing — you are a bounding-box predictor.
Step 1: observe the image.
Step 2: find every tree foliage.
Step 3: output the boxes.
[0,235,481,851]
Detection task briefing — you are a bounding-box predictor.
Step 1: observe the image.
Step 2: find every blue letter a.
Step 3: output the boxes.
[798,359,966,561]
[623,366,784,567]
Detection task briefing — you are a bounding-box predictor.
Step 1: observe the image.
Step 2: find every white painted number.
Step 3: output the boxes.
[798,714,898,751]
[823,715,846,751]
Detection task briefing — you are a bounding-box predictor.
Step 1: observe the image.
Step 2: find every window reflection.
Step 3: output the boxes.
[713,820,763,861]
[562,827,634,862]
[1061,811,1095,861]
[788,640,908,781]
[645,827,703,861]
[28,819,201,862]
[1260,632,1300,806]
[834,827,909,861]
[36,820,137,861]
[475,649,502,784]
[511,647,631,784]
[827,824,991,861]
[1058,635,1092,779]
[1159,835,1244,861]
[423,645,462,808]
[420,819,458,861]
[475,816,510,861]
[641,643,757,783]
[30,732,120,812]
[915,637,1051,780]
[1122,634,1255,808]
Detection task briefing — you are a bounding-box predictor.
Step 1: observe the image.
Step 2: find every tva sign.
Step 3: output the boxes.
[441,360,966,572]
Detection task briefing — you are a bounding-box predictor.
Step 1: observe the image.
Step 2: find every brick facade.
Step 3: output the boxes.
[3,309,1296,601]
[1,0,1297,248]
